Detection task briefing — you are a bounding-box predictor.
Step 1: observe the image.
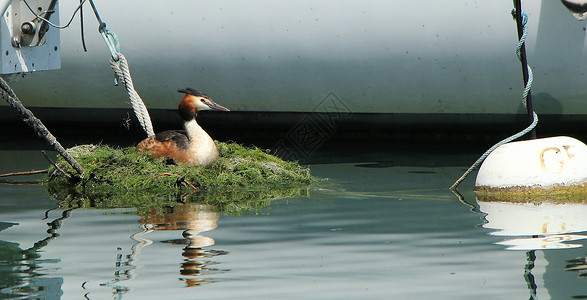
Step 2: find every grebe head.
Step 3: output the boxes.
[177,88,229,120]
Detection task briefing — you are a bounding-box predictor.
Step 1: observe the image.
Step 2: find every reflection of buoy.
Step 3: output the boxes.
[560,0,587,20]
[475,136,587,197]
[477,200,587,250]
[478,201,587,236]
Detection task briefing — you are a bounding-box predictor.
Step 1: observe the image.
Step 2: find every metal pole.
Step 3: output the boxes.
[513,0,537,139]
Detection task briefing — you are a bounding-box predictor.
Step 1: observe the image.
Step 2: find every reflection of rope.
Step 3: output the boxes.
[100,224,154,300]
[25,200,82,255]
[129,224,155,260]
[450,8,538,190]
[524,250,538,299]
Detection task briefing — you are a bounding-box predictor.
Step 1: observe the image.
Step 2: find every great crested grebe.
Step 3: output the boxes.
[136,88,229,167]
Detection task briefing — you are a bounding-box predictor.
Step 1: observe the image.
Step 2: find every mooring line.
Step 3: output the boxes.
[20,0,155,137]
[108,52,155,137]
[450,6,538,190]
[0,77,85,176]
[450,112,538,190]
[87,0,155,137]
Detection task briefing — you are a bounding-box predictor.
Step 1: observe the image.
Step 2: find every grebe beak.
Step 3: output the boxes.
[206,101,230,112]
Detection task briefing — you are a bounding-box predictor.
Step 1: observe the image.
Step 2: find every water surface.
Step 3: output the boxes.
[0,149,586,299]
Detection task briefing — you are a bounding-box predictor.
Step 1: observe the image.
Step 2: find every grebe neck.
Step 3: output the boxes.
[183,118,219,166]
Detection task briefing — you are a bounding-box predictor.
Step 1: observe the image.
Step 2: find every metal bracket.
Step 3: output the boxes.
[0,0,60,74]
[11,0,57,48]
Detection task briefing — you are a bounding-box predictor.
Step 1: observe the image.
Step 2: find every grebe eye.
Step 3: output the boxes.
[200,99,206,103]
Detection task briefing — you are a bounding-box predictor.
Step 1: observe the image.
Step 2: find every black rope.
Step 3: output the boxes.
[80,0,87,52]
[512,0,537,139]
[0,77,85,176]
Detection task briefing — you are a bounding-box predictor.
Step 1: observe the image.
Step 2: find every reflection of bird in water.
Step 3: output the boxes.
[136,88,229,166]
[181,247,228,287]
[140,204,219,241]
[138,204,228,287]
[560,0,587,20]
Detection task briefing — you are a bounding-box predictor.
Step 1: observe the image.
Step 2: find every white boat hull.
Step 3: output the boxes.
[3,0,587,115]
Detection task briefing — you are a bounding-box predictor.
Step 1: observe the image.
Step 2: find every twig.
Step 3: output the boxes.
[0,181,41,186]
[0,169,47,177]
[42,150,72,179]
[153,172,199,202]
[178,177,198,192]
[180,190,196,203]
[153,172,199,191]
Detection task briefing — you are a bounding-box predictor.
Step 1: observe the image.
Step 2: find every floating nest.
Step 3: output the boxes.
[45,142,316,213]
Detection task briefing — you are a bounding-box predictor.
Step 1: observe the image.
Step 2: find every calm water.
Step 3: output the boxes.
[1,148,586,299]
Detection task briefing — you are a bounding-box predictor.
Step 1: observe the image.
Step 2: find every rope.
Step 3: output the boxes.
[450,8,538,190]
[514,10,533,110]
[109,53,155,136]
[450,112,538,190]
[88,0,155,137]
[0,77,85,176]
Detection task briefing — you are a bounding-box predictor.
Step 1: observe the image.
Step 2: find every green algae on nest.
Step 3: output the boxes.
[44,142,316,209]
[54,188,309,215]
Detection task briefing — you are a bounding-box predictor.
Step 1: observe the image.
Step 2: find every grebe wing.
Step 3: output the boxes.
[154,130,189,150]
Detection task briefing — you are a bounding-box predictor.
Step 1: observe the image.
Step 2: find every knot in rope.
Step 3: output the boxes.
[511,9,528,25]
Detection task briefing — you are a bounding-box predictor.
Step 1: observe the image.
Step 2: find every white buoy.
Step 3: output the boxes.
[475,136,587,193]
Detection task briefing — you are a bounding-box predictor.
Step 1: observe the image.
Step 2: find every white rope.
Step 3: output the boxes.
[109,53,155,137]
[90,1,154,137]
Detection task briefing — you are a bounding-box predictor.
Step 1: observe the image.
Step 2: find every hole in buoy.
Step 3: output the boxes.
[53,46,57,51]
[4,51,8,56]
